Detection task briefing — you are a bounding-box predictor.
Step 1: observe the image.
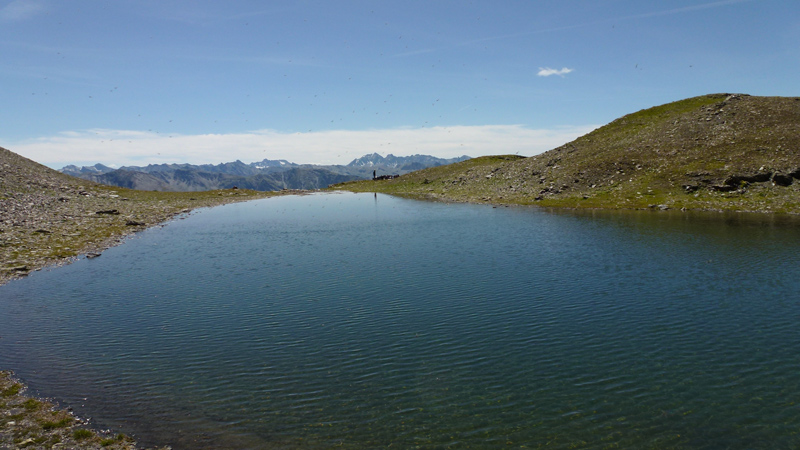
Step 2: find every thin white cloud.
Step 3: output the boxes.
[537,67,573,77]
[0,0,45,22]
[7,125,598,169]
[618,0,754,21]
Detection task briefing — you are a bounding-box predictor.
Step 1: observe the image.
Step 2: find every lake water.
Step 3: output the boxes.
[2,192,800,449]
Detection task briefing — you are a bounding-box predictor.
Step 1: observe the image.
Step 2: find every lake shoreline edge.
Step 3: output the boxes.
[0,185,312,449]
[3,188,800,448]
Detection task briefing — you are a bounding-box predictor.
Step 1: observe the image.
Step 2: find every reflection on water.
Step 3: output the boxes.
[2,192,800,449]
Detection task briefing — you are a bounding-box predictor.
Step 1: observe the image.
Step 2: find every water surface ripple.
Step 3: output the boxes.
[2,192,800,449]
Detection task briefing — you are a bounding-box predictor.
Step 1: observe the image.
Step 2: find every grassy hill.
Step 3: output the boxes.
[333,94,800,213]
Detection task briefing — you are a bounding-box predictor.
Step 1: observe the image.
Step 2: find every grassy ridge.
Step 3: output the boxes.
[332,94,800,213]
[332,155,527,201]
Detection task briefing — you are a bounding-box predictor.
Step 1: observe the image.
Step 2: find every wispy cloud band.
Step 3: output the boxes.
[7,125,597,169]
[0,0,45,22]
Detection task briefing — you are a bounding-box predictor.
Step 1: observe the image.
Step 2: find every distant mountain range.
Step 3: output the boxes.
[60,153,471,192]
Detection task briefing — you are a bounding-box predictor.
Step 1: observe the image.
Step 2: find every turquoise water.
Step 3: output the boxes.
[2,192,800,449]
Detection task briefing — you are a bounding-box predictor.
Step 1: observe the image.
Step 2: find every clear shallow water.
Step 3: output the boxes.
[2,192,800,449]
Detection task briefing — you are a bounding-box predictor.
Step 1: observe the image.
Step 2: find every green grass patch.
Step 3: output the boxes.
[40,416,74,430]
[1,382,21,397]
[73,428,95,440]
[22,398,43,411]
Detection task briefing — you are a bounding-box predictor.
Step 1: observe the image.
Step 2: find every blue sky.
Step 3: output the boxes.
[1,0,798,168]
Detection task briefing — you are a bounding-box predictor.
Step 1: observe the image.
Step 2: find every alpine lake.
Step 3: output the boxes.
[2,192,800,449]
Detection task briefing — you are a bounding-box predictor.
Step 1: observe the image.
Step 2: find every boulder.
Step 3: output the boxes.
[724,172,772,186]
[772,173,793,187]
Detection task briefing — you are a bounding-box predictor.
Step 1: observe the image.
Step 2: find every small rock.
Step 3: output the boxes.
[95,209,120,215]
[86,252,101,259]
[125,220,146,226]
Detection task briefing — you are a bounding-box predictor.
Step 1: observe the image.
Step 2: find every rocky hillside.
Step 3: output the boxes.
[334,94,800,214]
[0,146,277,285]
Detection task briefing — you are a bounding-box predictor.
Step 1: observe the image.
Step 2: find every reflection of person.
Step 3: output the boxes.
[373,170,376,179]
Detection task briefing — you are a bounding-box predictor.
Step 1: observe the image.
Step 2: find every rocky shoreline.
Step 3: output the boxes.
[1,370,170,450]
[0,145,292,286]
